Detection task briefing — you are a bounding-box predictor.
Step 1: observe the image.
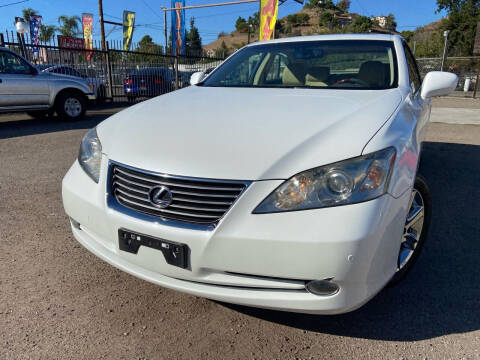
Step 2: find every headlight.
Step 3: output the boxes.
[78,127,102,183]
[253,147,396,213]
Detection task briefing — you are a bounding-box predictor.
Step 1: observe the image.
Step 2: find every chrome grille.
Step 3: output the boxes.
[110,163,249,225]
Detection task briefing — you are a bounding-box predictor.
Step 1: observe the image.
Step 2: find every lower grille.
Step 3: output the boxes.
[110,163,250,225]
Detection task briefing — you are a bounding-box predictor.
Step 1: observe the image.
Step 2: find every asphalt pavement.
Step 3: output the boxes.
[0,102,479,359]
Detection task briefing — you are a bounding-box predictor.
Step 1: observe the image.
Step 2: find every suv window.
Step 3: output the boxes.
[403,43,421,92]
[0,51,31,74]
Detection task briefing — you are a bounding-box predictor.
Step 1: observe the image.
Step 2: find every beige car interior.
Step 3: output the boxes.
[281,59,391,88]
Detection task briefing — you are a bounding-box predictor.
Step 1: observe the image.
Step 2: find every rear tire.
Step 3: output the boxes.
[55,91,86,121]
[389,174,431,285]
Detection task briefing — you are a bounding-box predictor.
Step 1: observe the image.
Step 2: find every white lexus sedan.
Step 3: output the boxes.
[62,34,458,314]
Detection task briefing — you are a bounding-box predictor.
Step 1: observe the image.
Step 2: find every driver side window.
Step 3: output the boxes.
[0,51,31,75]
[403,43,421,93]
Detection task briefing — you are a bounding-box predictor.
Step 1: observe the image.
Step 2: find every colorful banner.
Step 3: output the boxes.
[29,15,42,59]
[259,0,278,41]
[82,13,93,61]
[171,0,186,56]
[123,11,136,51]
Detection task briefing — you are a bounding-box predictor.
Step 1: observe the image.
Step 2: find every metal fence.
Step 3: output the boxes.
[0,30,225,103]
[2,30,479,100]
[416,56,480,96]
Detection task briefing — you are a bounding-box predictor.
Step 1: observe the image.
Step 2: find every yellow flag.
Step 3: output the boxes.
[259,0,278,41]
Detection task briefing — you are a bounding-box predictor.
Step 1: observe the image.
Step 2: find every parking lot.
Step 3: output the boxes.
[1,100,479,359]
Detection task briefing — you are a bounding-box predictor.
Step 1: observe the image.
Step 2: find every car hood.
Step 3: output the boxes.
[98,86,402,180]
[37,72,91,90]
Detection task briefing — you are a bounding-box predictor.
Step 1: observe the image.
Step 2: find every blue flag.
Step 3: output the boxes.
[171,0,185,56]
[29,15,42,59]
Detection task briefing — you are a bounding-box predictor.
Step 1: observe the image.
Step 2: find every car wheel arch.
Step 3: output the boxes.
[54,87,88,108]
[362,99,421,199]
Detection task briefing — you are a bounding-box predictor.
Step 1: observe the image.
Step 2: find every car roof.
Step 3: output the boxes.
[247,33,401,47]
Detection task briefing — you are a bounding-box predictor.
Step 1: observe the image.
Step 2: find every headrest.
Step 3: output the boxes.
[358,61,388,87]
[305,66,330,83]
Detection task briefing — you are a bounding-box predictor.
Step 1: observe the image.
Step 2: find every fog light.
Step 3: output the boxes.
[305,279,339,296]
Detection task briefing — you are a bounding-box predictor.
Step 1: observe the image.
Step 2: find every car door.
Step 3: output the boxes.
[403,42,430,143]
[0,50,50,108]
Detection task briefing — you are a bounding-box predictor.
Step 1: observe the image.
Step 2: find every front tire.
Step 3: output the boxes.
[389,174,432,285]
[55,91,87,121]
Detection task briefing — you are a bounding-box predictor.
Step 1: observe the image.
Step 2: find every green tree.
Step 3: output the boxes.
[436,0,480,56]
[22,8,38,23]
[384,13,397,31]
[319,12,334,28]
[215,40,228,58]
[349,16,373,33]
[137,35,163,54]
[337,0,351,13]
[235,16,248,32]
[287,13,310,27]
[186,17,202,55]
[57,15,81,37]
[247,12,259,27]
[39,24,56,43]
[414,30,445,57]
[400,30,415,43]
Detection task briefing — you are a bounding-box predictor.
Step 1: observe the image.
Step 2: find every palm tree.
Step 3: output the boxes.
[57,15,81,37]
[22,8,38,23]
[39,24,56,43]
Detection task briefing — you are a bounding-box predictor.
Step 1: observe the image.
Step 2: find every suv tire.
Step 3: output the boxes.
[55,91,86,121]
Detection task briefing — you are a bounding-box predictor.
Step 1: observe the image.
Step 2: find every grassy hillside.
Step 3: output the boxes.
[204,7,450,59]
[204,8,381,55]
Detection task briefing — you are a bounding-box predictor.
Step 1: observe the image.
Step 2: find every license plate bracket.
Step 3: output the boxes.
[118,229,189,269]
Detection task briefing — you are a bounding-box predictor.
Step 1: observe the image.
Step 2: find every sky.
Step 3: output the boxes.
[0,0,447,47]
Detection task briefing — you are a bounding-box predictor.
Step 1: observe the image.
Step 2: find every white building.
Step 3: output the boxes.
[373,16,387,28]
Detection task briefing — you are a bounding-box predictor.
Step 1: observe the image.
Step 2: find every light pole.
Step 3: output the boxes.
[14,17,29,58]
[441,30,450,72]
[248,24,252,44]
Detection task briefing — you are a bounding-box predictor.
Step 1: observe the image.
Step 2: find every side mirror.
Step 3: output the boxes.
[190,71,205,86]
[420,71,458,99]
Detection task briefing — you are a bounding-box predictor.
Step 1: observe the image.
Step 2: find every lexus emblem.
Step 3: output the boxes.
[148,185,173,209]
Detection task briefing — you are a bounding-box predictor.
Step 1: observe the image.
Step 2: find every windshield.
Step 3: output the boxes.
[202,40,398,90]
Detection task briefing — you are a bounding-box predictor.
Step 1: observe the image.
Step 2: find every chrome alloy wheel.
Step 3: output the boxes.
[64,97,82,118]
[397,189,425,271]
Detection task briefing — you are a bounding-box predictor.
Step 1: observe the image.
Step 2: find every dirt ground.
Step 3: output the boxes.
[1,104,479,360]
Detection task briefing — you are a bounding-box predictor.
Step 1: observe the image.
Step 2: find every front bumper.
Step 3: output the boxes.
[86,93,96,101]
[62,158,411,314]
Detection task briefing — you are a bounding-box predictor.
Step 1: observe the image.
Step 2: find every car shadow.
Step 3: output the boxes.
[0,106,123,140]
[222,141,480,341]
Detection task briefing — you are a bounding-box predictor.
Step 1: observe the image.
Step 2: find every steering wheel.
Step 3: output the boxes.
[333,78,370,87]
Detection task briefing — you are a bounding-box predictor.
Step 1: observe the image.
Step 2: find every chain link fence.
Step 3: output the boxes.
[416,56,480,96]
